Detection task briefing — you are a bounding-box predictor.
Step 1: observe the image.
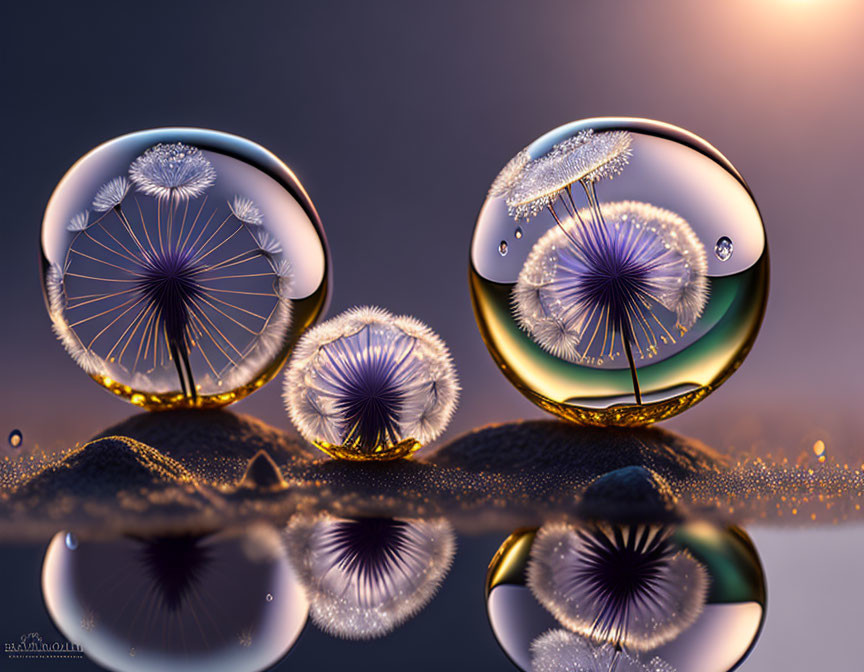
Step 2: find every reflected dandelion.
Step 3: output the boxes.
[526,522,707,651]
[284,515,455,639]
[531,630,676,672]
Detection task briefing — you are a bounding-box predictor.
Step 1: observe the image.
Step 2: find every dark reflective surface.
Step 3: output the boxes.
[42,525,308,672]
[486,522,765,672]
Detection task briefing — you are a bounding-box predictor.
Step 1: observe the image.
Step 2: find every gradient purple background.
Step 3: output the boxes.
[1,1,863,670]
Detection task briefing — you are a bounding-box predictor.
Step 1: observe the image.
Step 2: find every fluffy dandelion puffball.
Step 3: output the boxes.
[283,306,459,460]
[531,630,676,672]
[470,118,769,425]
[40,129,329,409]
[514,200,708,365]
[284,515,455,639]
[526,522,708,651]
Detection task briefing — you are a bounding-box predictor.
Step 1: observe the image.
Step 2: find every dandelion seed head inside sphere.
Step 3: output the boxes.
[470,117,769,425]
[40,128,329,409]
[129,143,217,201]
[514,200,708,365]
[284,306,459,460]
[526,523,708,651]
[284,515,455,639]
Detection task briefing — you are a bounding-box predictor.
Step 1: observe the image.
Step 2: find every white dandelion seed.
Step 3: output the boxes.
[67,211,91,232]
[230,195,264,226]
[531,630,677,672]
[92,176,130,212]
[506,130,632,221]
[251,228,282,256]
[283,306,460,454]
[514,201,708,371]
[284,515,455,639]
[526,522,708,652]
[129,143,216,200]
[489,148,531,199]
[45,263,105,376]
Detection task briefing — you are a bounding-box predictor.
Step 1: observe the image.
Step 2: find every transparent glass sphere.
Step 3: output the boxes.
[470,118,768,425]
[41,128,330,409]
[486,522,766,672]
[42,525,309,672]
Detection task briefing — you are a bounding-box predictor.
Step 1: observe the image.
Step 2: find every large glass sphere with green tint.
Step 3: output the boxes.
[470,118,768,425]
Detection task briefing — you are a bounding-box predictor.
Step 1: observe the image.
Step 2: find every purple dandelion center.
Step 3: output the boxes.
[514,200,708,369]
[135,247,204,345]
[284,307,459,453]
[527,523,708,651]
[49,146,294,399]
[285,515,455,639]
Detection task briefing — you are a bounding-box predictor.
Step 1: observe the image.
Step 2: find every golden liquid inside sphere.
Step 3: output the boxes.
[313,437,422,461]
[470,118,769,425]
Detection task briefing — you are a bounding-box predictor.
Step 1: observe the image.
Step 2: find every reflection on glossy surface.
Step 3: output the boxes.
[486,522,765,672]
[532,629,675,672]
[527,523,708,650]
[42,524,309,671]
[41,128,329,409]
[470,118,768,425]
[285,515,455,638]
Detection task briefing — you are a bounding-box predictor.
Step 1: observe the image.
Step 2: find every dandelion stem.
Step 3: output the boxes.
[608,646,622,672]
[622,329,642,405]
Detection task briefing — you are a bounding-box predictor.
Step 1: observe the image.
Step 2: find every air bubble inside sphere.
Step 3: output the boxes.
[470,118,768,425]
[41,128,330,409]
[283,306,459,460]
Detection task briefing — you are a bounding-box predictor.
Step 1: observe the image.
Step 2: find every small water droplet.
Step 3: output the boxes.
[65,533,78,550]
[514,227,523,240]
[265,593,273,602]
[715,236,733,261]
[498,241,508,256]
[8,430,21,448]
[129,647,136,657]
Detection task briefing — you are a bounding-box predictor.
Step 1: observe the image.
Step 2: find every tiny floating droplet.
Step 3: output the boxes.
[498,240,508,256]
[65,533,78,550]
[8,429,21,448]
[265,593,274,602]
[514,227,523,240]
[129,648,136,657]
[715,236,733,261]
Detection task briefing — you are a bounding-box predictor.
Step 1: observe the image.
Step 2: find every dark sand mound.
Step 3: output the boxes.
[94,410,318,485]
[432,420,726,484]
[15,437,193,499]
[1,414,862,540]
[4,437,219,539]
